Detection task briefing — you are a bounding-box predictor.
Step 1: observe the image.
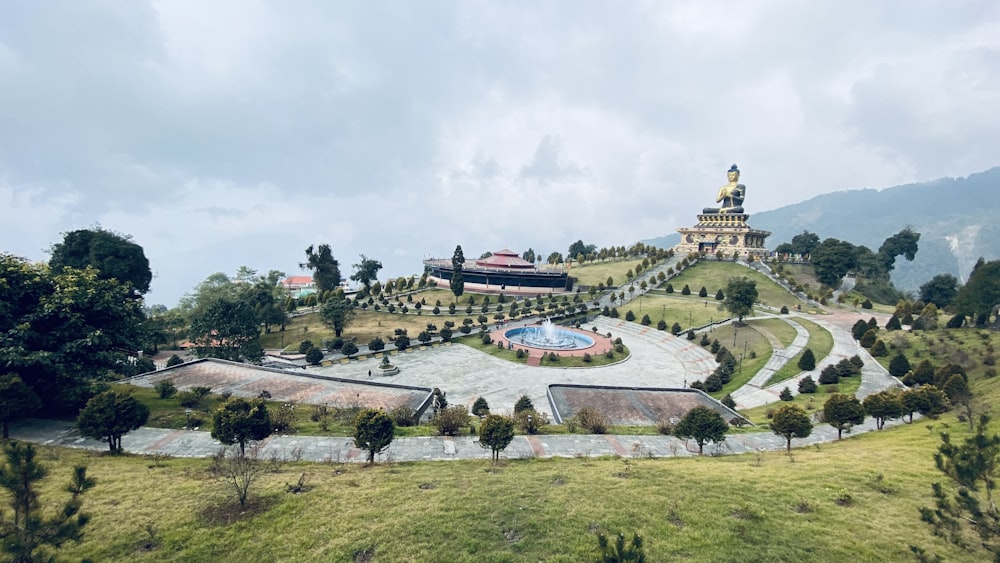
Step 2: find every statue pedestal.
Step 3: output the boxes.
[673,213,770,259]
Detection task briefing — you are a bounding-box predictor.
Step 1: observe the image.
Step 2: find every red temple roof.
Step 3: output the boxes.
[475,248,535,269]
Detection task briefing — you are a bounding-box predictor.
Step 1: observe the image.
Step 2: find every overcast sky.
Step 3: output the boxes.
[1,1,997,307]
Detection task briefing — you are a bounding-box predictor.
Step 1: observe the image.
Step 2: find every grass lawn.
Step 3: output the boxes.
[750,317,799,347]
[566,258,656,288]
[764,318,835,386]
[40,403,982,562]
[666,261,804,311]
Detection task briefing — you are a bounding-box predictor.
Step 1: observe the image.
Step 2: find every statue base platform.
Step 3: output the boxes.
[673,212,770,259]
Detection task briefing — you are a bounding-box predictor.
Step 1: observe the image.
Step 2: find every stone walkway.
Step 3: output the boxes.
[9,414,907,462]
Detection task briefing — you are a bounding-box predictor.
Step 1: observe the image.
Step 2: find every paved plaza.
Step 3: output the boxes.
[9,301,906,462]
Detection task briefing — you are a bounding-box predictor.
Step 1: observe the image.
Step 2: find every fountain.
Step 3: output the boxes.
[375,355,399,376]
[503,318,595,351]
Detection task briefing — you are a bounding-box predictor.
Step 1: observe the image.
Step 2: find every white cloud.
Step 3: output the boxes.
[0,1,997,305]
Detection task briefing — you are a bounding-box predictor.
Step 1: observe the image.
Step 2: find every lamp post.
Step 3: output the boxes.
[185,408,192,430]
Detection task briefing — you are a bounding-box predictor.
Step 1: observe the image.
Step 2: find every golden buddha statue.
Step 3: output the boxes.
[703,164,745,214]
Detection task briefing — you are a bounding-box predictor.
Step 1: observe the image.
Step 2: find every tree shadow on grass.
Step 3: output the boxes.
[199,494,278,526]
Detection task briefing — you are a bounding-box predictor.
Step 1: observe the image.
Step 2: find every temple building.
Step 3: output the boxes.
[423,248,571,292]
[673,164,770,259]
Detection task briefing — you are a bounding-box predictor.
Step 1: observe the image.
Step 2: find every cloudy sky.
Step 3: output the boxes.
[1,1,997,307]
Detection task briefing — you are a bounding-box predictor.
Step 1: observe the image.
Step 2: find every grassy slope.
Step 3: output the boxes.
[48,415,979,562]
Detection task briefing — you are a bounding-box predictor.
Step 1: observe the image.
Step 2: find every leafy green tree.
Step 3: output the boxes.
[0,441,95,563]
[943,374,975,430]
[919,273,959,309]
[77,389,150,454]
[341,341,359,357]
[811,238,857,287]
[770,404,813,452]
[353,409,395,464]
[471,397,490,417]
[823,394,865,439]
[319,295,355,338]
[49,227,152,295]
[300,244,341,293]
[797,348,816,371]
[211,398,272,456]
[920,415,1000,558]
[514,395,534,414]
[904,359,936,387]
[189,298,263,363]
[901,385,949,423]
[863,390,904,430]
[954,259,1000,323]
[723,277,758,322]
[368,337,385,351]
[674,406,728,455]
[0,374,40,440]
[350,254,383,290]
[450,245,465,301]
[522,248,536,263]
[594,531,646,563]
[877,227,920,272]
[0,255,146,414]
[478,414,515,462]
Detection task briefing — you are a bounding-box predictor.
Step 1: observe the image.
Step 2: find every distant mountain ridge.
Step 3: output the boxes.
[644,167,1000,292]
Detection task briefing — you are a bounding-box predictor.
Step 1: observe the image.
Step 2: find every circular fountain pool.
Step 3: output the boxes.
[504,319,595,351]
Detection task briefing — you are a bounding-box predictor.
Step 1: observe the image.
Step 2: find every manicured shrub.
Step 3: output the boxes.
[305,348,324,365]
[666,283,674,293]
[888,353,910,377]
[433,406,469,436]
[471,397,490,417]
[681,284,691,295]
[514,395,534,413]
[640,314,651,326]
[625,310,636,322]
[885,316,902,331]
[657,319,667,331]
[871,340,888,357]
[389,405,417,427]
[780,306,789,314]
[166,354,184,367]
[721,394,736,409]
[797,348,816,371]
[861,298,873,309]
[575,406,608,434]
[155,379,177,399]
[699,287,708,298]
[514,409,545,434]
[715,289,725,300]
[298,340,314,354]
[798,376,818,394]
[818,365,839,385]
[686,329,696,341]
[704,373,723,392]
[779,387,793,401]
[859,329,877,348]
[671,322,682,335]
